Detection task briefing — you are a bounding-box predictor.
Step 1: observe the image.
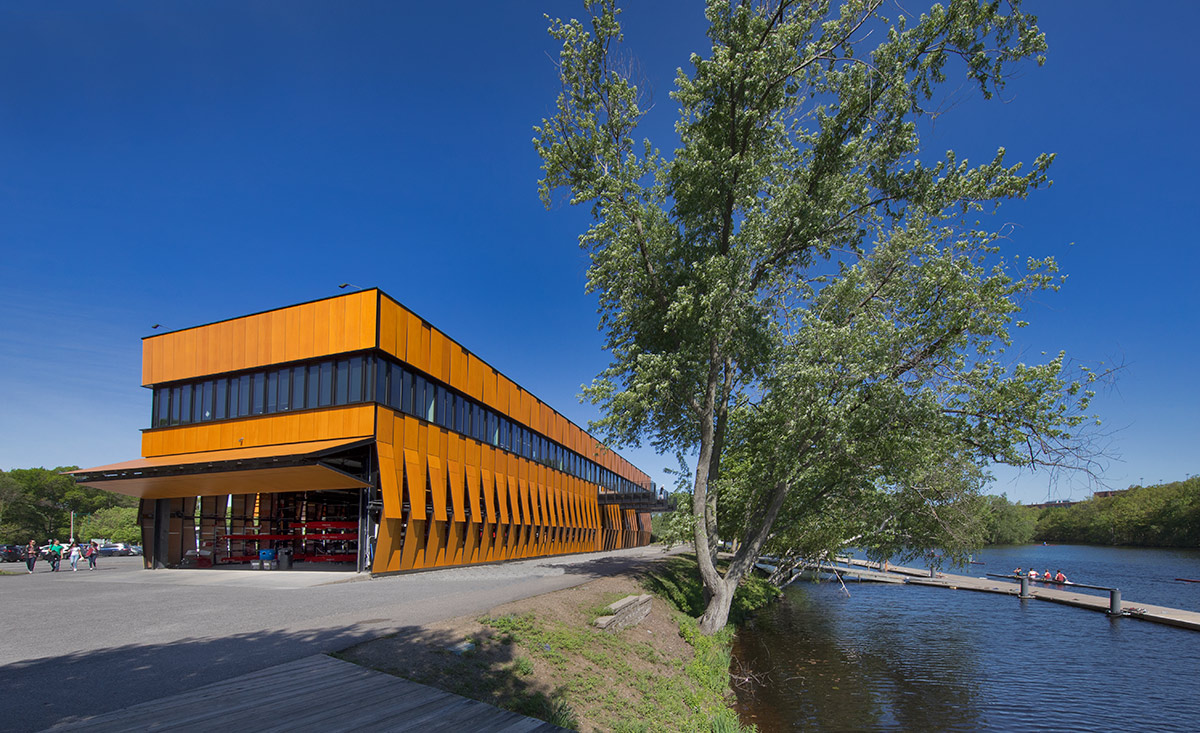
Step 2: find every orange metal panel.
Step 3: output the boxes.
[312,299,331,358]
[401,519,424,570]
[466,354,485,401]
[494,376,510,416]
[283,306,300,363]
[406,316,425,371]
[345,294,362,351]
[495,468,510,524]
[447,521,463,566]
[376,406,393,444]
[377,442,401,519]
[480,467,496,523]
[482,366,496,408]
[518,477,533,527]
[506,475,521,525]
[329,295,347,356]
[428,455,446,521]
[448,459,465,521]
[464,464,481,522]
[428,329,446,382]
[464,520,478,564]
[404,449,425,521]
[449,346,468,393]
[379,299,397,357]
[392,305,407,361]
[373,518,400,573]
[428,518,448,566]
[362,290,378,348]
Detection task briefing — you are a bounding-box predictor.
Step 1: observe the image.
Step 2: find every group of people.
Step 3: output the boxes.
[24,539,100,573]
[1014,566,1068,583]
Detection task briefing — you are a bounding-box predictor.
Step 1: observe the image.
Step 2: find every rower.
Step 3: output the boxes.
[1044,569,1052,580]
[1027,568,1039,579]
[1055,570,1067,583]
[1014,566,1023,577]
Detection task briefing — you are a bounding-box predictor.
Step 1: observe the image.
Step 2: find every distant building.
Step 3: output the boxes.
[1024,499,1079,510]
[1091,489,1131,499]
[72,289,658,572]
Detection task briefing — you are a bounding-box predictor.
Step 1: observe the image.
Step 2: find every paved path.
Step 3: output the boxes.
[0,547,679,733]
[40,654,564,733]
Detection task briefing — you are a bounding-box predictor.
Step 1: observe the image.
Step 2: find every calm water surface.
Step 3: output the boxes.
[733,545,1200,732]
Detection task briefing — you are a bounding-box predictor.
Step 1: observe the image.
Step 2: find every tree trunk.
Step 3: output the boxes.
[698,576,736,634]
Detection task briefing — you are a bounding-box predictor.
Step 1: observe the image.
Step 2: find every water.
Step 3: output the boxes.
[733,545,1200,732]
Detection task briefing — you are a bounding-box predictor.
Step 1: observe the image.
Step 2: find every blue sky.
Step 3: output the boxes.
[0,2,1195,505]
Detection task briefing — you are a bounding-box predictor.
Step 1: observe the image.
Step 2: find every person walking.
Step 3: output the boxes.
[48,539,63,572]
[85,541,99,570]
[25,540,38,573]
[68,541,82,571]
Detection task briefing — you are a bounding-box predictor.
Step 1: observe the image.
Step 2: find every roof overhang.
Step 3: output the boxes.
[69,438,372,500]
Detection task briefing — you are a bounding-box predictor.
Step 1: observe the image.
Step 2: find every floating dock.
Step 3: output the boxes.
[811,557,1200,632]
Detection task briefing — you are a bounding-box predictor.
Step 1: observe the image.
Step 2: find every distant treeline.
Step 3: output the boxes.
[0,467,140,545]
[982,477,1200,548]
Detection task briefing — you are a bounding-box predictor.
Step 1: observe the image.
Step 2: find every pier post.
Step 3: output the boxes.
[1109,588,1122,616]
[1019,576,1031,599]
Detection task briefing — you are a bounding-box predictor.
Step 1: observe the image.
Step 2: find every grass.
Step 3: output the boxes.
[337,552,775,732]
[638,554,780,625]
[470,554,775,732]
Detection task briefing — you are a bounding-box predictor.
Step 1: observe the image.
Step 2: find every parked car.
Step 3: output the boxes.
[128,545,143,556]
[0,544,24,562]
[98,544,129,557]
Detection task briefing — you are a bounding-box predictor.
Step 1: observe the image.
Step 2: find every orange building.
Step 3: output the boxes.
[72,289,660,572]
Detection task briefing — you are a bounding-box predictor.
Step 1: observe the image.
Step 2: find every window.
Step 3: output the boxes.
[250,373,265,415]
[318,362,333,407]
[375,357,389,405]
[155,387,169,427]
[180,384,193,423]
[201,381,214,421]
[278,369,291,411]
[424,379,436,423]
[237,375,251,417]
[265,371,278,413]
[399,366,412,413]
[145,352,646,493]
[215,379,228,420]
[334,359,350,404]
[290,366,305,410]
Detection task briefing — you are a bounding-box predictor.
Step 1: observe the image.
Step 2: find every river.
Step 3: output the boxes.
[732,545,1200,732]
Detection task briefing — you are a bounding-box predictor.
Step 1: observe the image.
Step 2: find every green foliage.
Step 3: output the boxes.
[981,493,1036,545]
[0,467,137,544]
[512,656,535,676]
[709,708,755,733]
[78,506,140,544]
[537,0,1105,632]
[482,604,750,732]
[640,555,780,625]
[1034,478,1200,547]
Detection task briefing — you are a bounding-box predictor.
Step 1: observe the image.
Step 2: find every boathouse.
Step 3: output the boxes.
[72,289,660,572]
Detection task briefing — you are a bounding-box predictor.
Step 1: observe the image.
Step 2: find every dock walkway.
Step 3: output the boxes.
[43,654,565,732]
[833,557,1200,632]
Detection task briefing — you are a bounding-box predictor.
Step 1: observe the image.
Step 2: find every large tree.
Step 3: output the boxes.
[536,0,1102,633]
[0,467,137,544]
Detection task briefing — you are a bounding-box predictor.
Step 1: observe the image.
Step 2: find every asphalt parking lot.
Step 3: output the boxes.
[0,546,677,732]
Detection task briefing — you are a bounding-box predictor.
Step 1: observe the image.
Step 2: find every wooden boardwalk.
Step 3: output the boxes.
[43,654,567,733]
[835,557,1200,632]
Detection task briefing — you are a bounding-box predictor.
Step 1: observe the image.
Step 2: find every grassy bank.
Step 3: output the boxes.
[336,553,778,732]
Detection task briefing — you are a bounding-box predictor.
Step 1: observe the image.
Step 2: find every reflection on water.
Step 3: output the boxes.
[734,547,1200,732]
